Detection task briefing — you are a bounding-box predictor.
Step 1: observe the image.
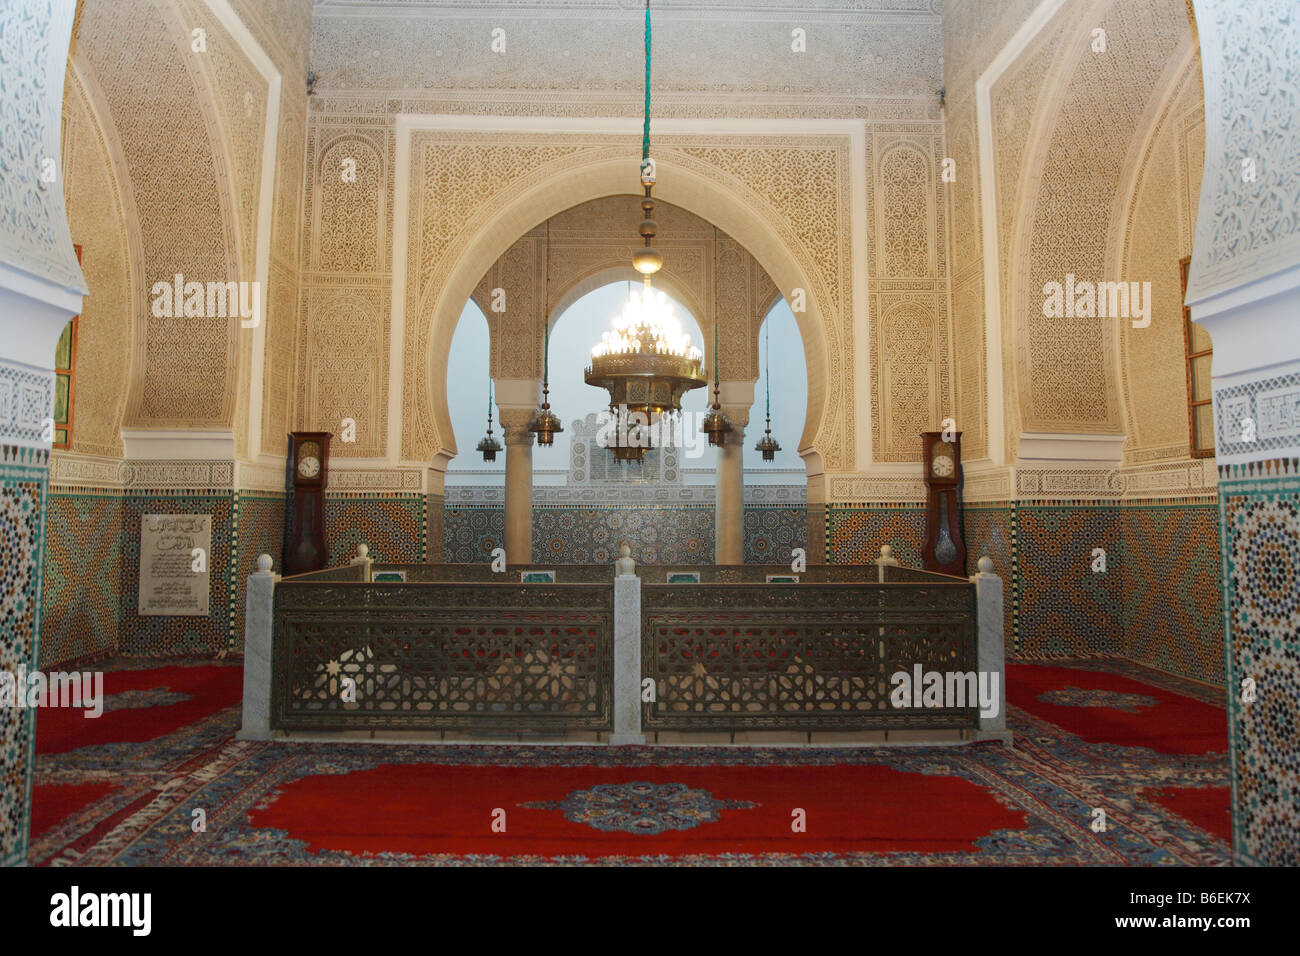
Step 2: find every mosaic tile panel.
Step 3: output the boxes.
[827,505,926,568]
[443,506,504,564]
[233,493,285,654]
[743,506,807,565]
[324,494,424,566]
[532,505,714,565]
[1015,506,1123,659]
[1219,463,1300,866]
[40,491,123,666]
[425,493,443,566]
[0,446,49,867]
[118,493,234,658]
[1120,504,1224,686]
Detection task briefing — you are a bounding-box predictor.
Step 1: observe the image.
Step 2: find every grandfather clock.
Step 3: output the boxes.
[921,431,966,576]
[284,431,332,575]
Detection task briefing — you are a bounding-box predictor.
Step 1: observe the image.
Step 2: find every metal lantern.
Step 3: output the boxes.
[754,324,781,461]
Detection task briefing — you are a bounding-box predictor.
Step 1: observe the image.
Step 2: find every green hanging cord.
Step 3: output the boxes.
[642,0,652,161]
[488,378,494,420]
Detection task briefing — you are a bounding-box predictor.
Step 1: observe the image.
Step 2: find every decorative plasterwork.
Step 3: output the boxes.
[1185,0,1300,303]
[327,465,425,492]
[123,459,236,490]
[1012,0,1187,438]
[310,1,942,99]
[78,0,241,430]
[391,120,859,476]
[0,359,55,451]
[828,471,928,502]
[0,0,87,294]
[470,198,776,384]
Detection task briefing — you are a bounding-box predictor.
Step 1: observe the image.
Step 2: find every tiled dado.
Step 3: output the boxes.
[40,488,123,666]
[42,488,287,663]
[1218,460,1300,866]
[324,492,425,566]
[0,446,49,867]
[442,503,808,565]
[119,491,235,657]
[827,497,1224,684]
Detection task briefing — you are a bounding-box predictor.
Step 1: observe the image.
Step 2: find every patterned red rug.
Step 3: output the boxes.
[27,658,1232,865]
[248,763,1027,859]
[34,663,243,754]
[1005,662,1227,755]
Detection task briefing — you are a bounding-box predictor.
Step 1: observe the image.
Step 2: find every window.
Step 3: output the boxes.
[53,244,81,449]
[1181,256,1213,458]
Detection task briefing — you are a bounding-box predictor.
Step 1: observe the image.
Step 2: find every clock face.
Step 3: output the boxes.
[932,454,954,478]
[297,441,322,479]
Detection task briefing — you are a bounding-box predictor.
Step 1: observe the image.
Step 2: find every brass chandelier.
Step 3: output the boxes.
[476,379,502,462]
[584,0,707,463]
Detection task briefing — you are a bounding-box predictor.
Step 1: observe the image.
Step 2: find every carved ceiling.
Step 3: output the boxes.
[309,0,943,99]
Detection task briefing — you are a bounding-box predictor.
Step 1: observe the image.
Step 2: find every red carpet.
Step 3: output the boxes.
[29,782,120,840]
[248,762,1028,859]
[34,665,243,755]
[1005,663,1226,755]
[1147,787,1232,843]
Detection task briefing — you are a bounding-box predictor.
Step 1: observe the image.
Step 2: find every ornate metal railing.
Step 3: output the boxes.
[270,580,613,732]
[640,580,979,731]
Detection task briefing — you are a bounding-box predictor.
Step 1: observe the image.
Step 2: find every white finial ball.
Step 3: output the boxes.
[257,554,273,572]
[880,545,893,558]
[978,555,994,574]
[357,542,369,557]
[619,542,632,559]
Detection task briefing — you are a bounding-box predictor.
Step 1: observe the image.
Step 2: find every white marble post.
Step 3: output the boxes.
[238,554,278,740]
[970,556,1011,743]
[874,544,900,582]
[349,541,373,581]
[610,546,645,745]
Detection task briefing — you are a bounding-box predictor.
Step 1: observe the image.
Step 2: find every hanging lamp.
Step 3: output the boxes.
[754,323,782,461]
[528,220,563,446]
[476,379,503,462]
[584,0,707,464]
[701,228,733,447]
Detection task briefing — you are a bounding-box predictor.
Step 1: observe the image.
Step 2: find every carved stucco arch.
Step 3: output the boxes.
[1005,0,1197,451]
[77,0,248,432]
[1110,41,1204,460]
[414,145,836,480]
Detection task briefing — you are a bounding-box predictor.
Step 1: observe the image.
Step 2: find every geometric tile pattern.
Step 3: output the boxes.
[742,506,807,565]
[442,505,504,564]
[0,445,48,866]
[1219,464,1300,865]
[1120,505,1224,685]
[827,505,926,567]
[39,491,123,666]
[443,504,805,566]
[1012,506,1123,659]
[324,494,424,566]
[118,492,234,658]
[532,505,714,565]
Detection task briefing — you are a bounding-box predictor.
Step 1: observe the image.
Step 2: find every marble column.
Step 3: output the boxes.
[500,410,534,566]
[715,418,747,565]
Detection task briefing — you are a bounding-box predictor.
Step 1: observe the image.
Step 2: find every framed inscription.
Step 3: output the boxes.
[138,514,212,616]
